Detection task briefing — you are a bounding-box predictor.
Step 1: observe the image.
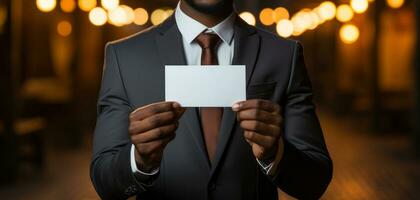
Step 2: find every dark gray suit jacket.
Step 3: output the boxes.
[91,15,332,200]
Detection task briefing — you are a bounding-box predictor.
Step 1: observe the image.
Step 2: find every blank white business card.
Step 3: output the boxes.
[165,65,246,107]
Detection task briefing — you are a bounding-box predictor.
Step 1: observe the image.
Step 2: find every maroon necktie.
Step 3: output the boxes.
[195,33,223,163]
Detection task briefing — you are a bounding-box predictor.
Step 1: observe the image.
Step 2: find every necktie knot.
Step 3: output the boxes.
[195,33,221,50]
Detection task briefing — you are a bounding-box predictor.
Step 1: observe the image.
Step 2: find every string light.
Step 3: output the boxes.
[36,0,56,12]
[386,0,404,9]
[351,0,369,14]
[121,5,134,25]
[260,8,274,26]
[89,7,107,26]
[336,4,354,22]
[276,19,294,38]
[340,24,359,44]
[317,1,336,21]
[60,0,76,13]
[101,0,119,10]
[108,5,127,26]
[57,20,72,37]
[273,7,289,22]
[78,0,96,12]
[150,9,168,25]
[239,12,256,26]
[134,8,148,25]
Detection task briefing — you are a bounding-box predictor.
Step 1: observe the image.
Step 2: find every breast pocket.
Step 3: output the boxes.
[247,82,277,100]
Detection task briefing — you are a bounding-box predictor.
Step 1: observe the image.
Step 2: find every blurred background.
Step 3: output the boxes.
[0,0,419,199]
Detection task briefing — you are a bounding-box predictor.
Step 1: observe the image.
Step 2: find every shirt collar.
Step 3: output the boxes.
[174,2,235,45]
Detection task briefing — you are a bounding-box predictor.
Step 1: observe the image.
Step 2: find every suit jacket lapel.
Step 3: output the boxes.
[210,17,261,178]
[155,16,210,170]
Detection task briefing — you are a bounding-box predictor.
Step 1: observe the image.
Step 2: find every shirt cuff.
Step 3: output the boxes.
[130,144,160,175]
[256,139,284,176]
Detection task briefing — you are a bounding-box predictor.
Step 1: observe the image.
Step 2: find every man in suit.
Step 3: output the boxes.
[90,0,333,199]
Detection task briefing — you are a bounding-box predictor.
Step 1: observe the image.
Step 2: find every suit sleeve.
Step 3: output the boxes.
[271,42,333,199]
[90,43,146,199]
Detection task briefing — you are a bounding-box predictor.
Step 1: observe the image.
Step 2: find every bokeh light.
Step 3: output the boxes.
[273,7,289,22]
[121,5,134,25]
[57,20,72,37]
[259,8,274,26]
[386,0,404,9]
[108,5,127,26]
[78,0,96,12]
[276,19,294,38]
[151,9,169,25]
[101,0,119,10]
[291,14,306,36]
[166,9,174,17]
[340,24,360,44]
[239,12,256,26]
[60,0,76,13]
[351,0,369,14]
[317,1,336,21]
[336,4,354,22]
[134,8,149,25]
[37,0,57,12]
[89,7,107,26]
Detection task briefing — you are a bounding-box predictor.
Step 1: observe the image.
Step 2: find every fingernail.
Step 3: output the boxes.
[232,103,240,111]
[173,102,181,108]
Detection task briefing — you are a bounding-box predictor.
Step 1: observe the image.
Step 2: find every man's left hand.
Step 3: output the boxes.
[232,99,283,162]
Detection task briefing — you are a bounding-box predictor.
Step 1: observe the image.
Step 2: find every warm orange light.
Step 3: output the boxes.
[317,1,336,21]
[108,5,127,26]
[336,4,354,22]
[101,0,119,10]
[239,12,256,26]
[259,8,274,26]
[57,20,72,37]
[121,5,134,25]
[351,0,368,14]
[273,7,289,22]
[386,0,404,9]
[166,9,174,17]
[291,14,306,36]
[89,7,107,26]
[276,19,294,38]
[151,9,168,25]
[37,0,56,12]
[340,24,359,44]
[78,0,96,12]
[134,8,148,25]
[60,0,75,13]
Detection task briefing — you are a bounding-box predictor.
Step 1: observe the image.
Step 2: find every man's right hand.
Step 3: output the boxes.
[129,101,186,172]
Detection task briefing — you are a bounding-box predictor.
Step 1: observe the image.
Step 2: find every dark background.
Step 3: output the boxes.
[0,0,419,199]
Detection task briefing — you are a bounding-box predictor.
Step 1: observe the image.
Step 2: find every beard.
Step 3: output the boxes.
[183,0,233,14]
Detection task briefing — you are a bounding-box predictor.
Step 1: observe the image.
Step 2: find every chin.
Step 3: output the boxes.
[184,0,232,14]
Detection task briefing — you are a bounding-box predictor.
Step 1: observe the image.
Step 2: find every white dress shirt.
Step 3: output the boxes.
[131,2,278,177]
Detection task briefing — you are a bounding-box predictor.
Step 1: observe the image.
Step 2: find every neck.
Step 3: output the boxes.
[180,1,233,27]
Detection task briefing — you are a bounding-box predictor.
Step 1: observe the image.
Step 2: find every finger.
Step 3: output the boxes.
[239,120,281,137]
[233,99,281,113]
[131,123,177,143]
[174,107,187,119]
[130,111,178,134]
[237,109,282,125]
[130,101,181,121]
[244,131,275,148]
[136,134,175,156]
